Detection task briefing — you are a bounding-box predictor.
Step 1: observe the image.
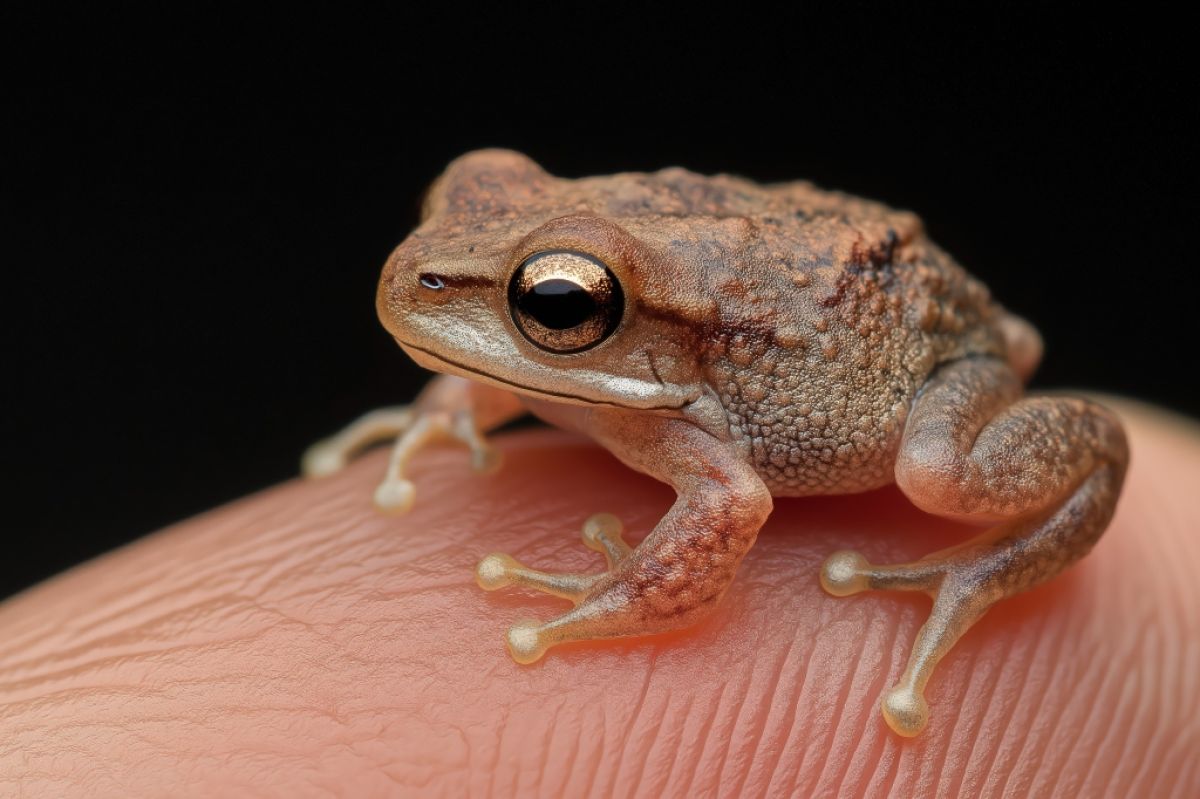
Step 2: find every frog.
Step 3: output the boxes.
[303,149,1128,737]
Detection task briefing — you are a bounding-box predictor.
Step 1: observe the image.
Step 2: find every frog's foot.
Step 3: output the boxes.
[475,513,631,663]
[820,549,987,737]
[303,405,500,515]
[819,463,1120,738]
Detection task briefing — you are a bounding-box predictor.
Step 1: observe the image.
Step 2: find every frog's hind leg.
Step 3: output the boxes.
[820,356,1128,737]
[822,468,1119,736]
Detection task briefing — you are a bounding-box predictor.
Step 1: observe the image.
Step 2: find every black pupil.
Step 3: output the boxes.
[519,278,597,329]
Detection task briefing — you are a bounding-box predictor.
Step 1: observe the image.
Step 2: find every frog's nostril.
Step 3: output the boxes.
[419,273,446,291]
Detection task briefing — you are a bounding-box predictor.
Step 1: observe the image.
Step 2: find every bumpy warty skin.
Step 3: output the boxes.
[687,197,1008,496]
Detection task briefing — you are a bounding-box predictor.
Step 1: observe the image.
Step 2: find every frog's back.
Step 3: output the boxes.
[625,171,1021,497]
[574,167,1011,371]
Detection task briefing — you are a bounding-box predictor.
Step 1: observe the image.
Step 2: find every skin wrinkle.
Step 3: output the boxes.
[842,609,901,796]
[739,628,796,791]
[1133,501,1193,794]
[582,698,611,798]
[676,674,728,798]
[820,615,882,797]
[1016,601,1089,793]
[1109,662,1155,796]
[1099,614,1156,791]
[869,737,903,799]
[769,596,831,792]
[935,625,991,795]
[636,687,678,798]
[1125,626,1168,795]
[739,652,787,787]
[973,612,1048,794]
[730,628,801,796]
[1039,594,1128,795]
[657,691,695,796]
[1078,615,1151,794]
[790,619,849,795]
[0,402,1196,796]
[714,649,767,794]
[552,686,585,791]
[611,651,657,794]
[960,623,1027,782]
[1041,587,1113,791]
[811,614,868,791]
[836,611,899,795]
[710,670,753,796]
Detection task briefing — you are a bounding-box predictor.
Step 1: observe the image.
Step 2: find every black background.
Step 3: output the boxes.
[3,7,1196,599]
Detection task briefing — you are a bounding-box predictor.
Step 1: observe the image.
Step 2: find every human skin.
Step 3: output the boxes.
[0,399,1196,797]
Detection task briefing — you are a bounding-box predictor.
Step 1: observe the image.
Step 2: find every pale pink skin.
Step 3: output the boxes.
[0,399,1196,797]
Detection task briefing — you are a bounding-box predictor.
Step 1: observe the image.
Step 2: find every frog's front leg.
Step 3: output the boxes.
[820,356,1129,736]
[302,375,525,513]
[476,411,773,663]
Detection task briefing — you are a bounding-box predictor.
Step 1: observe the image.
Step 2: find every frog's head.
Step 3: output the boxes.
[377,149,720,412]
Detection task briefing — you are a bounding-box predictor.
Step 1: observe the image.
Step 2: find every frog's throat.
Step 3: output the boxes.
[396,339,696,412]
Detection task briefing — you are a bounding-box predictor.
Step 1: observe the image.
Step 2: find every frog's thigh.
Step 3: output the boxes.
[476,412,773,664]
[821,356,1129,736]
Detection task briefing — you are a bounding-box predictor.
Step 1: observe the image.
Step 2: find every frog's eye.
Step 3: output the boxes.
[508,250,624,354]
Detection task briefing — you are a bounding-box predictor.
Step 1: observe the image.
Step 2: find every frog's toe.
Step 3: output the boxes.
[579,513,631,568]
[818,550,873,595]
[450,414,503,474]
[474,550,600,602]
[882,684,930,737]
[819,548,942,595]
[469,444,503,474]
[373,477,416,514]
[475,514,629,601]
[301,441,346,478]
[505,619,551,664]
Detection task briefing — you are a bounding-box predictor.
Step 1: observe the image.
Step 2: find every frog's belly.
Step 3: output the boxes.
[752,441,900,497]
[524,382,907,496]
[724,399,908,497]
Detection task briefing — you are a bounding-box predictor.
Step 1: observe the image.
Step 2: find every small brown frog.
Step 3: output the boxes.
[304,150,1128,736]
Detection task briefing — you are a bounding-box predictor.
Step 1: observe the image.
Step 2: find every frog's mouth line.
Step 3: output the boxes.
[394,338,690,411]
